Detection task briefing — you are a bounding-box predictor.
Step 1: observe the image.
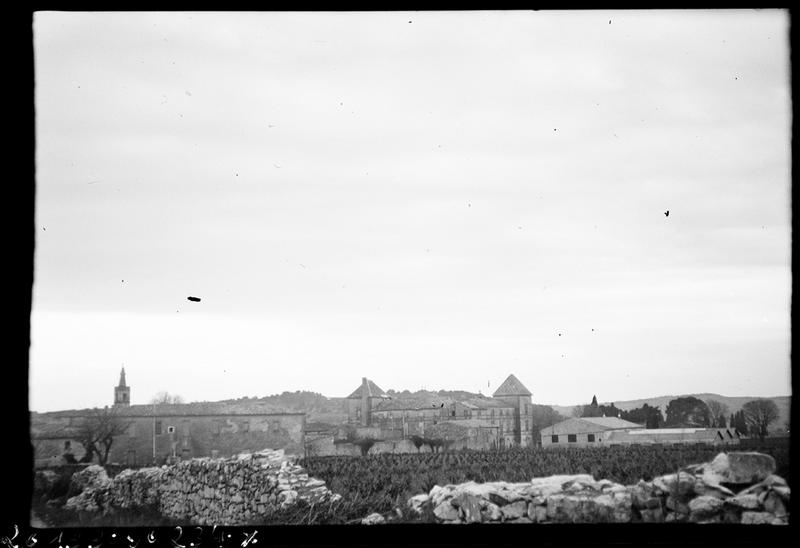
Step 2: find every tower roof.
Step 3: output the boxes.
[492,374,531,397]
[346,379,387,399]
[118,367,127,388]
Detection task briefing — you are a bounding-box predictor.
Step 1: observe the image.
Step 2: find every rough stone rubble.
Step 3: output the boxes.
[393,452,789,525]
[62,449,341,525]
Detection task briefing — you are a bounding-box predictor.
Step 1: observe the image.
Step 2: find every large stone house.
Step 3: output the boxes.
[343,374,536,449]
[31,369,306,466]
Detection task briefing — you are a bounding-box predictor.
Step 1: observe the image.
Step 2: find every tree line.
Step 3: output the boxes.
[573,394,784,440]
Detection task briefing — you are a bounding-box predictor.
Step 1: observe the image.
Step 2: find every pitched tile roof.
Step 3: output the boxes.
[579,416,644,429]
[32,401,303,418]
[491,374,532,397]
[539,417,645,436]
[346,379,387,399]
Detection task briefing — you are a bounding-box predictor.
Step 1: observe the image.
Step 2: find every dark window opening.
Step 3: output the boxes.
[551,435,559,443]
[567,434,577,443]
[588,434,596,442]
[155,421,162,435]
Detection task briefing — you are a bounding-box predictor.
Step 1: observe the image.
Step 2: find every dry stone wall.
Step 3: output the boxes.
[63,449,341,525]
[401,452,789,525]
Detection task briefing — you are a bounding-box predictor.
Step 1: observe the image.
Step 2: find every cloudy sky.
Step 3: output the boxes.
[31,10,790,412]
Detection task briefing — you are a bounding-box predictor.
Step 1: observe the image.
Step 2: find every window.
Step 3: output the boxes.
[551,435,559,443]
[567,434,577,443]
[167,425,175,434]
[588,434,595,442]
[242,421,250,433]
[155,421,162,435]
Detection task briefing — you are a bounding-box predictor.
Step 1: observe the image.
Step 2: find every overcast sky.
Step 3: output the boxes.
[31,10,791,413]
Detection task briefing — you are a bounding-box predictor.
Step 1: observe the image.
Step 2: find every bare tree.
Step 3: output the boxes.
[75,407,132,465]
[150,391,185,404]
[705,399,730,427]
[742,399,780,440]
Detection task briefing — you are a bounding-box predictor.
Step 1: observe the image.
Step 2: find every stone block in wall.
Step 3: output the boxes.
[702,452,776,486]
[433,500,459,521]
[724,493,761,510]
[481,501,502,522]
[688,495,724,519]
[527,504,548,523]
[500,500,528,520]
[452,493,482,523]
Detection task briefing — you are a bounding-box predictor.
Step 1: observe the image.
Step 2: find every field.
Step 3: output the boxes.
[299,442,790,521]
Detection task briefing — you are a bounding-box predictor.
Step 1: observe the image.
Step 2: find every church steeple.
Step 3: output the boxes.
[114,367,130,407]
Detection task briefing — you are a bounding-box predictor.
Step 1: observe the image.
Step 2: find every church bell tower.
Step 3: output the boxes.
[114,367,131,407]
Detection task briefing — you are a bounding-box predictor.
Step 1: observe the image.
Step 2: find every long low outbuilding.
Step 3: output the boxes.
[540,417,645,447]
[603,427,741,446]
[540,417,742,448]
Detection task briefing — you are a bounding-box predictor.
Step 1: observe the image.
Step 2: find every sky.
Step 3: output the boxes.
[31,10,791,413]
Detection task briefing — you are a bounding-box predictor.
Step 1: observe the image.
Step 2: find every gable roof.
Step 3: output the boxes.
[346,379,387,399]
[492,374,531,397]
[539,417,645,436]
[579,416,644,429]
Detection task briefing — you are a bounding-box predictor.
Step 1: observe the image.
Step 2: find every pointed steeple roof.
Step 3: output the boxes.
[346,379,387,399]
[492,374,531,397]
[118,367,127,388]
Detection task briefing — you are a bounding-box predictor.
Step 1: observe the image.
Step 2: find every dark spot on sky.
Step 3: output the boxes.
[558,333,562,337]
[664,210,670,217]
[408,21,412,23]
[609,20,611,24]
[187,296,201,302]
[42,227,46,231]
[185,91,192,96]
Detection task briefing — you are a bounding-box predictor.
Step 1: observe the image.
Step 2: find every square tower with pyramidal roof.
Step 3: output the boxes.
[492,374,533,446]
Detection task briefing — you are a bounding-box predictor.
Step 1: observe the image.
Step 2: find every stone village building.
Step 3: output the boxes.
[31,368,305,467]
